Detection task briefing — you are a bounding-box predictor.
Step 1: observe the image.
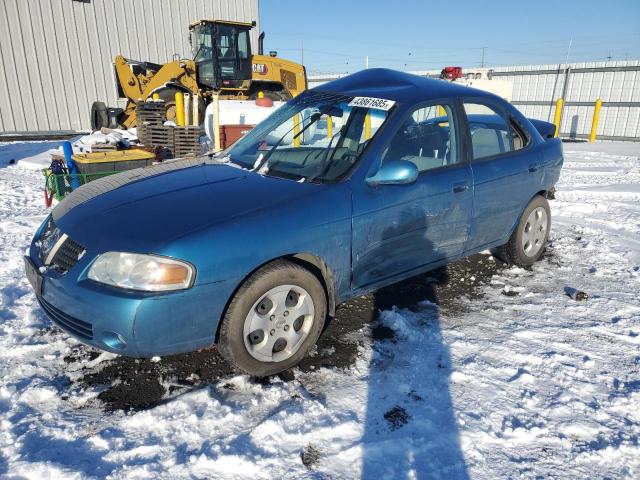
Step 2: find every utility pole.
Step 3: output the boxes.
[481,47,486,68]
[365,55,369,69]
[564,37,573,66]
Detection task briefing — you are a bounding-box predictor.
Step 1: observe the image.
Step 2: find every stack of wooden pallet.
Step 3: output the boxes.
[136,101,201,158]
[173,126,201,158]
[90,143,118,152]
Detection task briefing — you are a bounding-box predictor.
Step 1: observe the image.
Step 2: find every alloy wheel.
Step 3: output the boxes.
[521,206,548,257]
[243,285,315,363]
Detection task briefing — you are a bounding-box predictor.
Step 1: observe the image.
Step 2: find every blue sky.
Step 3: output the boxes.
[260,0,640,74]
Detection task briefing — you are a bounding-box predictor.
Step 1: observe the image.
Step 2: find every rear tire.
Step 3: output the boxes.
[90,102,109,131]
[492,195,550,267]
[152,87,206,124]
[218,260,326,377]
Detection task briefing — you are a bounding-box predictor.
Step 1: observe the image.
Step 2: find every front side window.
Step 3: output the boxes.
[223,92,390,183]
[382,103,459,172]
[464,102,514,160]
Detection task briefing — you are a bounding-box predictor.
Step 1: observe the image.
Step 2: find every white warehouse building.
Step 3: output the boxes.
[0,0,260,135]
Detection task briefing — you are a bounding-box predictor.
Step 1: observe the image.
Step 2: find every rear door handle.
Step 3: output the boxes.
[528,163,541,173]
[452,182,469,193]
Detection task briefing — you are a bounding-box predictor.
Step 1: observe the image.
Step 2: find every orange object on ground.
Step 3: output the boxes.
[255,91,274,107]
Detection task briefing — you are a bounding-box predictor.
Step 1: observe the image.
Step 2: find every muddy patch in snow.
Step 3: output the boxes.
[383,405,411,430]
[63,254,506,411]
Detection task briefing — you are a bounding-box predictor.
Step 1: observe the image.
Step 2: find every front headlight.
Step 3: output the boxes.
[87,252,195,292]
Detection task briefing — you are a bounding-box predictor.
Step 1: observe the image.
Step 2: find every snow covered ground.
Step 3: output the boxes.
[0,141,638,479]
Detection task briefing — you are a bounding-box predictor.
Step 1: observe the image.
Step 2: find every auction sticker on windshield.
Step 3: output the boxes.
[348,97,395,111]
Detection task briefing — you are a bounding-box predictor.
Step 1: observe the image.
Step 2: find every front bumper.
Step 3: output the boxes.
[28,249,236,357]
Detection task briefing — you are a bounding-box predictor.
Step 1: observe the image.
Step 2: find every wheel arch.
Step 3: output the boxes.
[504,190,551,243]
[213,253,337,343]
[537,188,556,200]
[148,82,192,98]
[289,253,337,317]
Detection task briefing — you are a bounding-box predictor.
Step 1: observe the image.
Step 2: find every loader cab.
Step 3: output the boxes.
[190,20,253,90]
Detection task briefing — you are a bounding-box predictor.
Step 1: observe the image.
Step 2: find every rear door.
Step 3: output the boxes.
[462,100,541,251]
[351,101,473,289]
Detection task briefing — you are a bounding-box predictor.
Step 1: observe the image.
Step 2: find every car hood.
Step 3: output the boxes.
[52,158,324,252]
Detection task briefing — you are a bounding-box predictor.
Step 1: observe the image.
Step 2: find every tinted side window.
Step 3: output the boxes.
[382,103,459,172]
[464,103,512,160]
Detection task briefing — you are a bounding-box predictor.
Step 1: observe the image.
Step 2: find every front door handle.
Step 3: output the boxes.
[452,182,469,193]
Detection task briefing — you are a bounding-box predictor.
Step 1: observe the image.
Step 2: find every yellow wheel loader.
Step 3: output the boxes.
[91,20,307,130]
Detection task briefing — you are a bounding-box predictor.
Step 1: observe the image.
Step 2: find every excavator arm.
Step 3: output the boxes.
[114,55,200,127]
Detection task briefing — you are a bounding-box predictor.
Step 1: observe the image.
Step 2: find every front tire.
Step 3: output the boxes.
[493,195,551,267]
[218,260,326,377]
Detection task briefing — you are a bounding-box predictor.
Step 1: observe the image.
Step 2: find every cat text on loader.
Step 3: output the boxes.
[91,20,307,130]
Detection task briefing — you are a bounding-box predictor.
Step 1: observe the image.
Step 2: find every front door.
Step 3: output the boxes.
[351,101,473,290]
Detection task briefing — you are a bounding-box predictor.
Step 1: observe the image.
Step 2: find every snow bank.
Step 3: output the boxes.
[73,128,138,152]
[2,127,210,174]
[0,129,140,171]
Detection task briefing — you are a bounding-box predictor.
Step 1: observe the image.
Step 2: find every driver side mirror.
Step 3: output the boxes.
[366,160,419,186]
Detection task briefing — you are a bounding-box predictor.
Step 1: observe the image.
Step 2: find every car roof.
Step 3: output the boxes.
[313,68,497,104]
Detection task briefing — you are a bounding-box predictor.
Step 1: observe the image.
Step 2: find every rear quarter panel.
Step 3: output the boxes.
[538,137,564,188]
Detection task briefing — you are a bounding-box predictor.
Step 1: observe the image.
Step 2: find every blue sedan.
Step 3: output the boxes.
[25,69,563,376]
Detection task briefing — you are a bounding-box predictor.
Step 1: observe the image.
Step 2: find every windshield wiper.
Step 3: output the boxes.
[193,41,205,61]
[207,150,247,170]
[304,125,345,183]
[252,111,323,174]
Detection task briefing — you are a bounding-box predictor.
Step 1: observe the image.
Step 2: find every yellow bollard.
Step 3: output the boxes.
[364,111,371,140]
[326,115,333,138]
[553,98,563,138]
[175,92,185,126]
[589,98,602,143]
[152,93,160,101]
[293,114,301,147]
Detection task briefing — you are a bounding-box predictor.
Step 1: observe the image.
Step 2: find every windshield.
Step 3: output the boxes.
[223,91,391,183]
[191,24,215,86]
[191,24,213,62]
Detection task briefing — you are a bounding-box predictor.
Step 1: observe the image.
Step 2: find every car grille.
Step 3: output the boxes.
[37,217,86,272]
[50,236,85,272]
[37,296,93,340]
